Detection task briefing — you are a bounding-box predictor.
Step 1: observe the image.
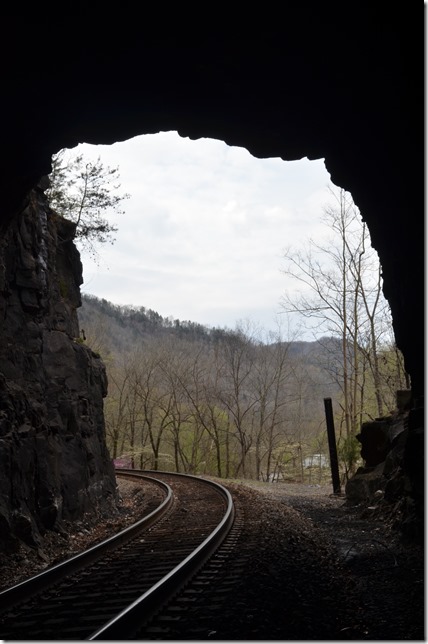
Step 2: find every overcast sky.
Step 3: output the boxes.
[70,131,334,339]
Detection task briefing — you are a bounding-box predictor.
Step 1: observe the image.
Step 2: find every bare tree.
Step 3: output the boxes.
[217,325,260,478]
[132,342,175,471]
[250,335,291,481]
[173,344,230,477]
[280,185,407,474]
[104,365,130,460]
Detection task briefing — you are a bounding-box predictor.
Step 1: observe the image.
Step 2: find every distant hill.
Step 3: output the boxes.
[77,293,242,355]
[78,293,340,352]
[77,293,342,400]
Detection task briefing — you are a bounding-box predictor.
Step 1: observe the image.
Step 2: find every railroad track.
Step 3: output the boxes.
[0,470,235,640]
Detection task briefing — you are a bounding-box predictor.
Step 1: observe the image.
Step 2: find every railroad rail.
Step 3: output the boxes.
[0,470,235,640]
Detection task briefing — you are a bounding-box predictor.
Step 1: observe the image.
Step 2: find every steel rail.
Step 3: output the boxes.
[88,470,235,640]
[0,472,172,611]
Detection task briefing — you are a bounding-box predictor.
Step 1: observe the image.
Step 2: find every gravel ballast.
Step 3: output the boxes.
[0,477,423,640]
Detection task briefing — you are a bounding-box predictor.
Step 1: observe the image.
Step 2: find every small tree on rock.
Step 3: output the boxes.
[46,148,130,260]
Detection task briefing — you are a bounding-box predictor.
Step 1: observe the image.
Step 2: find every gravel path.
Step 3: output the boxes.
[221,480,424,640]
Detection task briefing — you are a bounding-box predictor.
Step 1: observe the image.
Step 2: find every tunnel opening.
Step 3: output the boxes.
[42,131,410,495]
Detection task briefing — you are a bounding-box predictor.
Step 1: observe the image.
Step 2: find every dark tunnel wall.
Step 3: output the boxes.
[0,7,423,532]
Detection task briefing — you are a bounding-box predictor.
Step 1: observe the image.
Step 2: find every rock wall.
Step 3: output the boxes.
[0,183,118,548]
[345,405,424,542]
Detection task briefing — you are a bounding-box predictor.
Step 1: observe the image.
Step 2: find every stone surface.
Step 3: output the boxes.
[346,409,423,541]
[356,411,408,469]
[0,186,118,548]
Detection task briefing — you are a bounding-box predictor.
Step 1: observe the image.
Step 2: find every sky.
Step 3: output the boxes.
[67,131,335,339]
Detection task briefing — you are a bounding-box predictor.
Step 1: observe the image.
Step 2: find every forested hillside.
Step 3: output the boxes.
[78,294,406,483]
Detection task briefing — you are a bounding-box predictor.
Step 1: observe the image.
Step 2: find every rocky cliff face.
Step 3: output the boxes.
[0,184,118,549]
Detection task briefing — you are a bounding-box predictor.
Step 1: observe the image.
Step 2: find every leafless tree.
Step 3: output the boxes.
[280,185,408,474]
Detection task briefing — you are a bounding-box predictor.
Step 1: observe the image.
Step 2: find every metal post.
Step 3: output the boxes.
[323,397,341,495]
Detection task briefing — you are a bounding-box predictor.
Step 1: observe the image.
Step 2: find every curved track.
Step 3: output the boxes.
[0,470,234,640]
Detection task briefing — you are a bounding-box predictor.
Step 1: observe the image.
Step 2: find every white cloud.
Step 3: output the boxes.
[69,132,333,337]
